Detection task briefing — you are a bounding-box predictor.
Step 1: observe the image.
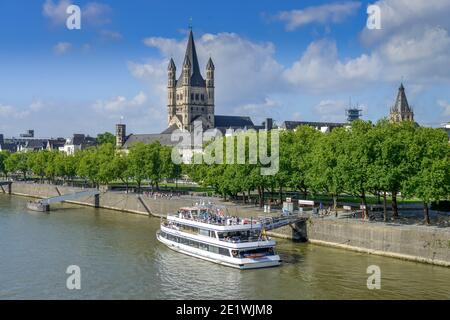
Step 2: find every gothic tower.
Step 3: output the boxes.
[167,29,215,131]
[389,83,414,123]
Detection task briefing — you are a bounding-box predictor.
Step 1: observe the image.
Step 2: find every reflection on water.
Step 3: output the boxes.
[0,195,449,300]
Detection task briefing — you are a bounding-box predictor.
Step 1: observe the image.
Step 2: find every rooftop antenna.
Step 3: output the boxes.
[119,115,124,124]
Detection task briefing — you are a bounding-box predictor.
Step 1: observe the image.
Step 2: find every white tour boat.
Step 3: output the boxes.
[156,204,281,269]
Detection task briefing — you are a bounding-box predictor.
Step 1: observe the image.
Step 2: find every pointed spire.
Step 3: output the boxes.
[176,29,206,87]
[394,82,410,113]
[168,58,176,71]
[206,57,215,70]
[183,55,191,68]
[184,29,201,76]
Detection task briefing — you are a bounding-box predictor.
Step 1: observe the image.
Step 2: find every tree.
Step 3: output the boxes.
[96,143,116,186]
[0,151,10,178]
[128,143,149,192]
[96,132,116,146]
[110,152,132,192]
[5,152,28,180]
[160,146,182,188]
[338,121,375,218]
[403,127,450,224]
[145,143,163,189]
[307,128,346,211]
[288,126,321,199]
[77,149,101,188]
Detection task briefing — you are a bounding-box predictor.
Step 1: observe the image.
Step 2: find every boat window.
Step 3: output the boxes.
[161,231,232,257]
[218,230,262,242]
[238,247,275,258]
[199,229,209,237]
[219,248,230,257]
[209,245,219,254]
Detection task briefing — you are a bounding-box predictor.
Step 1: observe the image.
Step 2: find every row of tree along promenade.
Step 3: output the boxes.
[1,120,449,224]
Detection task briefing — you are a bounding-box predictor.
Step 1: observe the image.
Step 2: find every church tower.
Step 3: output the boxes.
[389,83,414,123]
[167,29,215,132]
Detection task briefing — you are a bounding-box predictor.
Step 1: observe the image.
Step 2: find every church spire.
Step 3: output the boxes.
[183,29,202,80]
[393,82,410,113]
[390,82,414,123]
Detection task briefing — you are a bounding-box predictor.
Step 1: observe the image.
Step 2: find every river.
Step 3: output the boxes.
[0,195,449,300]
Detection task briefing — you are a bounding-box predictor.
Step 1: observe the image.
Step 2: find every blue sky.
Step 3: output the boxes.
[1,0,450,137]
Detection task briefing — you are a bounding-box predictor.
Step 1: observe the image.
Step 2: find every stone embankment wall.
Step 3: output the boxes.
[271,218,450,267]
[7,182,262,218]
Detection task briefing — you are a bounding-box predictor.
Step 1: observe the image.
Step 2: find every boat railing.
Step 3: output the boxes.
[218,236,270,244]
[171,213,260,227]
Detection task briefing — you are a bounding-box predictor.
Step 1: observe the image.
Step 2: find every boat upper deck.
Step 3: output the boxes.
[167,206,262,231]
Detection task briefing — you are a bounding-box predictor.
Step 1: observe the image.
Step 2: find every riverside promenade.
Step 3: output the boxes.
[3,181,450,267]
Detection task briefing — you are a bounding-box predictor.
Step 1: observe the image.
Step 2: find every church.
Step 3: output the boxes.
[116,29,263,150]
[389,83,414,123]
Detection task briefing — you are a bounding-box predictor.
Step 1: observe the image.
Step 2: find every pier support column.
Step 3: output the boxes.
[290,220,308,242]
[8,182,11,195]
[94,194,100,208]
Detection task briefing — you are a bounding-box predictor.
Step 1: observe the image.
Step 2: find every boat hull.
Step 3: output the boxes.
[157,231,281,270]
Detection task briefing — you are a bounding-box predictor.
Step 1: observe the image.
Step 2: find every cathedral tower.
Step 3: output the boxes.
[389,83,414,123]
[167,29,215,131]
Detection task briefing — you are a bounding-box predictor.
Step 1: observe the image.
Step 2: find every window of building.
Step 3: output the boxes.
[195,94,199,100]
[191,93,194,101]
[201,94,204,101]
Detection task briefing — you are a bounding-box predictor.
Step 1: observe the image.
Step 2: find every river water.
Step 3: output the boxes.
[0,195,449,300]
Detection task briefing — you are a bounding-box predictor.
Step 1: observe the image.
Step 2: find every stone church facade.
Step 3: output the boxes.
[116,29,260,150]
[167,29,215,132]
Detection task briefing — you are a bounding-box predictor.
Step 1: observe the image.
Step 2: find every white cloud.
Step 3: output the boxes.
[99,30,123,41]
[314,100,348,122]
[42,0,112,27]
[235,98,283,124]
[42,0,72,25]
[438,100,450,117]
[93,92,148,113]
[284,23,450,92]
[283,39,382,92]
[29,100,46,112]
[130,32,284,115]
[83,2,112,25]
[276,1,361,31]
[0,101,48,119]
[53,42,72,55]
[0,104,16,117]
[360,0,450,46]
